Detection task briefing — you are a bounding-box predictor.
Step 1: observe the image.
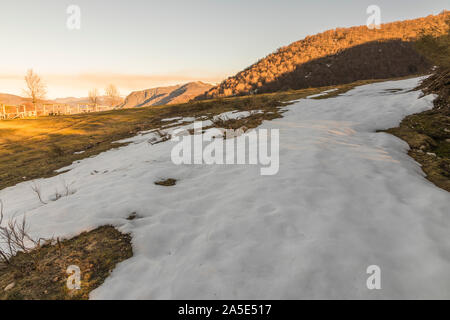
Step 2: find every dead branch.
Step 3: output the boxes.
[31,181,47,204]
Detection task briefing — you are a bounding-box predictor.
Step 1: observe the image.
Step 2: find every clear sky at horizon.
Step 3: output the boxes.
[0,0,448,98]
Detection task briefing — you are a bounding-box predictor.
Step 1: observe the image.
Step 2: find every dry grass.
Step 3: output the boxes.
[386,110,450,192]
[0,226,132,300]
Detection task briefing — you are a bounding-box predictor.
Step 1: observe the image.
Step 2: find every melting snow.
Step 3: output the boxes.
[307,88,338,99]
[1,77,449,299]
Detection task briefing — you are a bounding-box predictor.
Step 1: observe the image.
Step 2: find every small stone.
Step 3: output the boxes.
[420,145,427,151]
[53,276,59,282]
[4,282,15,291]
[427,152,437,157]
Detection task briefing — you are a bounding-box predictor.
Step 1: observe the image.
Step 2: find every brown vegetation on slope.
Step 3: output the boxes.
[199,11,450,99]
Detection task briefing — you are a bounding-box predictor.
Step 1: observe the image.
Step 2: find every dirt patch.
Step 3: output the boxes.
[0,226,132,300]
[154,178,177,187]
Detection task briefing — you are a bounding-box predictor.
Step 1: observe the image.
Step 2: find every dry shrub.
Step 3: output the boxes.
[0,200,48,269]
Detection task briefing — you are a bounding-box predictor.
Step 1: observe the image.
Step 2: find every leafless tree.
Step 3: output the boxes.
[105,84,121,107]
[89,88,100,106]
[23,69,47,109]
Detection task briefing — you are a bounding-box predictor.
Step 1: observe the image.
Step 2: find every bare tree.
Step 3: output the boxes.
[23,69,47,112]
[88,88,100,106]
[105,84,121,107]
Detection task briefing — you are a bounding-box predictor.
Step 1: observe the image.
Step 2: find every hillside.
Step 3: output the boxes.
[198,11,450,99]
[120,81,213,108]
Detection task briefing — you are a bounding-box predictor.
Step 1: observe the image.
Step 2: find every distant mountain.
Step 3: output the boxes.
[0,93,113,107]
[0,93,54,106]
[54,96,112,106]
[198,11,450,99]
[0,93,26,105]
[119,81,213,108]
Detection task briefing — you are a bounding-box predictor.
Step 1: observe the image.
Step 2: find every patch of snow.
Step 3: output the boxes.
[1,77,449,299]
[307,88,338,99]
[213,110,263,121]
[161,117,182,122]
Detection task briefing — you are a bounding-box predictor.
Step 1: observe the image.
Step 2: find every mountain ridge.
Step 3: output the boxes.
[198,11,450,99]
[119,81,213,108]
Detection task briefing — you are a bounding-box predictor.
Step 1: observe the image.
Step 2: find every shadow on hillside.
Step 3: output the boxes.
[156,86,188,106]
[256,40,431,94]
[136,93,167,107]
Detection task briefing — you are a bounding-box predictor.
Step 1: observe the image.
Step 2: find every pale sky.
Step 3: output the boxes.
[0,0,448,98]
